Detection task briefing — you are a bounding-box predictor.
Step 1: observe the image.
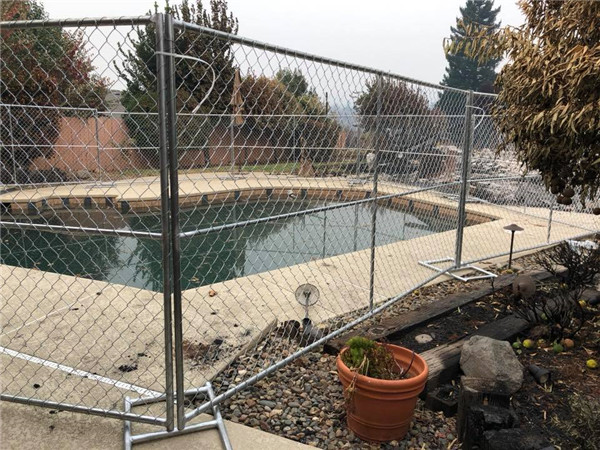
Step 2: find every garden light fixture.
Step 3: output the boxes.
[504,223,524,269]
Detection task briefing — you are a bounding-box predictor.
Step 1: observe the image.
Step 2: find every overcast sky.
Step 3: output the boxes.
[41,0,525,86]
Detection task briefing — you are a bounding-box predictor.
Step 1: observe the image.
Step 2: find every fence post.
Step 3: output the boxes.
[154,12,175,432]
[547,202,554,243]
[322,210,327,259]
[229,114,235,173]
[355,123,361,179]
[94,109,101,172]
[454,90,474,269]
[164,12,186,431]
[8,105,17,183]
[368,75,383,310]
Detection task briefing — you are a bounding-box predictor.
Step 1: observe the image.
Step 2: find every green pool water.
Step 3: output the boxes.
[1,200,457,291]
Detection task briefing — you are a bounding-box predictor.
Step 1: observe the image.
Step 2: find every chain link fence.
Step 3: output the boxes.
[1,12,598,446]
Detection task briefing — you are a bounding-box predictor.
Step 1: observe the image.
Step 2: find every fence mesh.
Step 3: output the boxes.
[1,12,598,440]
[0,16,171,424]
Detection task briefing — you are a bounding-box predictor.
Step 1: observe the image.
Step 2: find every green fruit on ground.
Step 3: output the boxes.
[553,343,564,353]
[512,341,522,349]
[579,299,586,307]
[523,339,535,349]
[537,339,547,347]
[587,359,598,369]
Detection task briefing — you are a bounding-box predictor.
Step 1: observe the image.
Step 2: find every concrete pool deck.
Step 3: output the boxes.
[0,400,314,450]
[1,172,598,447]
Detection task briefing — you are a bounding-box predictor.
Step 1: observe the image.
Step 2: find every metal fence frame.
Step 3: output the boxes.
[1,12,597,449]
[0,14,172,429]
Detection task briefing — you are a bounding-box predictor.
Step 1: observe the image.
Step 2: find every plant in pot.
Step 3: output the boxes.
[336,336,429,442]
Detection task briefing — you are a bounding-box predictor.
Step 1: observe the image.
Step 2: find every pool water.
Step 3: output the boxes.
[1,200,457,291]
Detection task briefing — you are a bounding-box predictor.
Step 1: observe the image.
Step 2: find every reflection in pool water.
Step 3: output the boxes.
[1,200,456,291]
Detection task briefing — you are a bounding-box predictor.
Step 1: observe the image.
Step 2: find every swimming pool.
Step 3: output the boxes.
[1,199,458,291]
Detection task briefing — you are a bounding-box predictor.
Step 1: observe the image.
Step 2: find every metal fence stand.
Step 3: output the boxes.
[123,383,232,450]
[419,90,496,282]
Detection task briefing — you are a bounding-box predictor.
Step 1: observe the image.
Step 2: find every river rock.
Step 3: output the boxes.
[460,336,524,394]
[415,334,433,344]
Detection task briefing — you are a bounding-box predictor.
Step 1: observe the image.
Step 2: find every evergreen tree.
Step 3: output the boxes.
[437,0,501,145]
[442,0,501,93]
[276,69,311,98]
[117,0,238,161]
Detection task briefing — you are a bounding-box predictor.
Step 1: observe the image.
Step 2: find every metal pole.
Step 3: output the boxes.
[8,105,17,183]
[322,210,327,258]
[353,203,359,252]
[454,90,474,269]
[293,116,298,173]
[164,13,186,431]
[229,115,235,173]
[547,203,554,243]
[508,231,515,269]
[0,394,165,426]
[368,75,382,310]
[94,109,101,172]
[155,13,175,432]
[355,124,361,179]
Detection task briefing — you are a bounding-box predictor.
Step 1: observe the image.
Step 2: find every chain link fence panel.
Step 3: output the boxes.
[0,15,174,427]
[1,12,598,443]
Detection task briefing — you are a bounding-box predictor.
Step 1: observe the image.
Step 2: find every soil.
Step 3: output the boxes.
[512,320,600,447]
[389,296,511,354]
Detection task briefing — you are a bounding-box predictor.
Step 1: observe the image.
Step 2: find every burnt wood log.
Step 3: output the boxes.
[324,270,554,355]
[422,314,528,392]
[463,405,519,450]
[425,384,459,417]
[456,376,514,445]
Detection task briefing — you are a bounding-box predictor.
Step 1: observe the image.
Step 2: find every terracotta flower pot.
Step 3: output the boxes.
[336,344,429,443]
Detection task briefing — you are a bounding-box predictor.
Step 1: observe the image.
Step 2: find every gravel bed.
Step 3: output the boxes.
[215,348,457,449]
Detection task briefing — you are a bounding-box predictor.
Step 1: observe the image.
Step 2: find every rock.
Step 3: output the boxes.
[482,429,553,450]
[460,336,524,393]
[269,409,283,417]
[415,334,433,344]
[258,400,277,408]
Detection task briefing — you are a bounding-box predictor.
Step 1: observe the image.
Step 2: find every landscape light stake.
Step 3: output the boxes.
[504,223,524,269]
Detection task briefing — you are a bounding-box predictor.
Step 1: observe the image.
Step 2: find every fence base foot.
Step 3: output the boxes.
[123,383,232,450]
[418,257,496,282]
